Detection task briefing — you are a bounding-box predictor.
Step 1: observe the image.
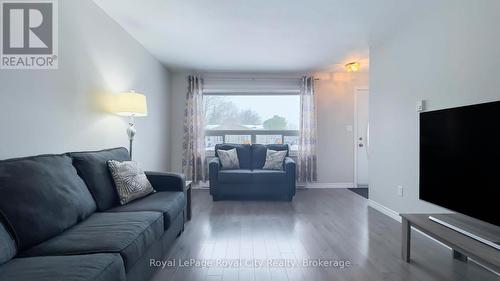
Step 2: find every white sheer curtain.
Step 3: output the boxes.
[182,75,207,182]
[298,76,318,183]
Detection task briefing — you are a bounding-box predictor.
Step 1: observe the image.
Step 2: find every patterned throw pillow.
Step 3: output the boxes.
[107,160,155,205]
[218,148,240,170]
[263,149,287,170]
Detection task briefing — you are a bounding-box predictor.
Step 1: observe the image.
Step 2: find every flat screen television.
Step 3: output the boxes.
[420,100,500,227]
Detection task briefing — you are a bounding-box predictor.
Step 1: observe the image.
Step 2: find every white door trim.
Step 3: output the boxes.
[353,87,369,188]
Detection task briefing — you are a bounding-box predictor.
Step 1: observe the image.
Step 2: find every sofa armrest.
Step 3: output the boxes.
[209,157,221,183]
[145,171,185,192]
[284,157,296,196]
[284,157,296,174]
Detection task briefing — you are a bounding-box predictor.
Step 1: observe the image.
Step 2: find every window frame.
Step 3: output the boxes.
[203,92,300,154]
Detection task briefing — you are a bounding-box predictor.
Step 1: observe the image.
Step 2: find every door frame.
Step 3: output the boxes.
[353,87,369,189]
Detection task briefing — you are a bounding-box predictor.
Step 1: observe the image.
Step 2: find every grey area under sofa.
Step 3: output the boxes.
[209,143,296,201]
[0,147,186,281]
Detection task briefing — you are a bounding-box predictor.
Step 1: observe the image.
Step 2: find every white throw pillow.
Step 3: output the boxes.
[107,160,155,205]
[218,148,240,170]
[263,149,287,170]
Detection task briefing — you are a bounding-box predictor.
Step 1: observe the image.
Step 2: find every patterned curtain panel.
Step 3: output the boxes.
[298,76,318,183]
[182,75,207,182]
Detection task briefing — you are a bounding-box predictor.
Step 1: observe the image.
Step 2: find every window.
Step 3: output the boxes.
[204,95,300,151]
[224,135,251,144]
[256,135,282,144]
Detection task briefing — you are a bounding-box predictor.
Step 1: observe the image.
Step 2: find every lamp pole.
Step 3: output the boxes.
[113,90,147,159]
[127,114,136,159]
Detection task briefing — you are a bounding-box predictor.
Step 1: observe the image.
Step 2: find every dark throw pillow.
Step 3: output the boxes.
[0,154,96,250]
[69,147,130,211]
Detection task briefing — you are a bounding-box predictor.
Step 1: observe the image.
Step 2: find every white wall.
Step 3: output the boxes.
[169,71,189,173]
[169,71,369,185]
[0,0,171,171]
[369,0,500,213]
[315,73,369,184]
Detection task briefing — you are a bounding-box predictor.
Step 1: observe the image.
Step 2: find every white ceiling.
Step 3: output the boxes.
[93,0,431,72]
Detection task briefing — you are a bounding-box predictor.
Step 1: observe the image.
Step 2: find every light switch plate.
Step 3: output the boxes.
[416,100,425,112]
[397,186,404,197]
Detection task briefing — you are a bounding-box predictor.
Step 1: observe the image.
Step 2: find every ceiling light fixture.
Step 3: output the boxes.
[345,62,360,72]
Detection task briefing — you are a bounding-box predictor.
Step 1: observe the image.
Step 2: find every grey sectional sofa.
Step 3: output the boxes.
[209,144,296,201]
[0,147,186,281]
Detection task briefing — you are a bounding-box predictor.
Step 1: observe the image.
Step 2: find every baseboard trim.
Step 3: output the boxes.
[368,199,402,222]
[368,199,450,248]
[368,199,500,276]
[200,181,353,189]
[368,199,453,250]
[192,181,209,189]
[306,182,354,189]
[195,183,354,189]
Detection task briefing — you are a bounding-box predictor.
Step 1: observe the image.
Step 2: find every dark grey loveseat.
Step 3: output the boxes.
[209,144,296,201]
[0,147,186,281]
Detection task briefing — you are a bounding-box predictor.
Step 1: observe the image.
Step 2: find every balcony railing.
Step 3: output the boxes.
[205,130,299,153]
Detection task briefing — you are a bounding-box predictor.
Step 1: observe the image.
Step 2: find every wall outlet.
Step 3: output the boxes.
[397,185,404,197]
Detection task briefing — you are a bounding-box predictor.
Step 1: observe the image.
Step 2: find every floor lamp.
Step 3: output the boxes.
[113,91,148,159]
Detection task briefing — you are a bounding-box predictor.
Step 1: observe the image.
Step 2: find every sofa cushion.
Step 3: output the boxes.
[0,254,125,281]
[21,212,163,271]
[218,169,253,184]
[0,223,16,265]
[251,169,287,183]
[216,144,252,169]
[251,144,289,169]
[0,154,97,251]
[70,147,130,211]
[108,192,185,230]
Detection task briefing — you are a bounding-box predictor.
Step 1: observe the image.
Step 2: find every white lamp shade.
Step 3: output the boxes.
[113,91,148,117]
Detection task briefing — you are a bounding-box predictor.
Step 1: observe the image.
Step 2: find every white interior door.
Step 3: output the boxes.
[355,89,369,188]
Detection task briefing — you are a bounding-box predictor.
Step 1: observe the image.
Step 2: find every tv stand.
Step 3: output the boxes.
[401,214,500,274]
[428,216,500,251]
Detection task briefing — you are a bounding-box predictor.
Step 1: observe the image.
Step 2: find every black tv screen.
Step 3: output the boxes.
[420,100,500,227]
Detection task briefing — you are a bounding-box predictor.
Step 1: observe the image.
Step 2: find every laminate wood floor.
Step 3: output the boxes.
[151,189,499,281]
